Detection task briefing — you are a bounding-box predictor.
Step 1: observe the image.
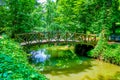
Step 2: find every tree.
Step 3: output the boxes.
[8,0,36,34]
[55,0,120,34]
[0,3,9,34]
[0,0,39,36]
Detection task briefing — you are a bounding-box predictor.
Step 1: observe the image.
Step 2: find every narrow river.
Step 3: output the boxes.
[28,45,120,80]
[42,59,120,80]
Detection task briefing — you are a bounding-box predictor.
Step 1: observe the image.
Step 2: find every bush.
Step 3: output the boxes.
[88,32,120,65]
[0,36,48,80]
[103,44,120,65]
[88,30,120,65]
[88,31,108,59]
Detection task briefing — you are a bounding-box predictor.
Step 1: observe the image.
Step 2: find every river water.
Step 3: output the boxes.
[42,59,120,80]
[28,45,120,80]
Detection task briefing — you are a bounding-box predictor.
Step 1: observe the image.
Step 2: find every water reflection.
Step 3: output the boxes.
[43,59,120,80]
[30,49,50,63]
[41,57,92,74]
[27,46,120,80]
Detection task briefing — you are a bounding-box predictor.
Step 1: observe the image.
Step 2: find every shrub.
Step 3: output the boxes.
[88,30,120,65]
[88,31,108,59]
[88,31,120,65]
[0,36,48,80]
[103,44,120,65]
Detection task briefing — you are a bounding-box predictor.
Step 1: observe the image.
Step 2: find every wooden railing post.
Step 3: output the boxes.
[66,32,68,44]
[84,34,87,42]
[57,31,60,41]
[88,35,90,42]
[47,32,50,42]
[38,32,41,43]
[74,32,76,41]
[94,35,97,42]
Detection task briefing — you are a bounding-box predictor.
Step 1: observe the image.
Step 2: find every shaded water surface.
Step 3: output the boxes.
[28,45,120,80]
[42,58,120,80]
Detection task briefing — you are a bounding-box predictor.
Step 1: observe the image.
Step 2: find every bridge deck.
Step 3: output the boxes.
[20,39,97,46]
[15,32,98,46]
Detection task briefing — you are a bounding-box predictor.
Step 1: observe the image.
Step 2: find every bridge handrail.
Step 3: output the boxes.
[15,32,98,46]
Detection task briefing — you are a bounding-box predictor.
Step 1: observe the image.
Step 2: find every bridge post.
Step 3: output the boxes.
[84,34,87,43]
[72,32,75,45]
[38,32,41,43]
[57,31,60,41]
[94,35,97,45]
[47,32,50,44]
[74,32,76,41]
[87,35,90,45]
[66,32,68,45]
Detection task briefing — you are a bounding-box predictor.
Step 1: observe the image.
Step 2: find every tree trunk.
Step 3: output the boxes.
[112,22,116,34]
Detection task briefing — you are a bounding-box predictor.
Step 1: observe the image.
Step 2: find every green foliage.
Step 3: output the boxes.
[8,0,36,34]
[54,0,120,33]
[88,30,108,58]
[88,31,120,65]
[0,0,42,35]
[112,72,120,80]
[0,36,48,80]
[1,0,120,35]
[0,3,10,34]
[103,44,120,65]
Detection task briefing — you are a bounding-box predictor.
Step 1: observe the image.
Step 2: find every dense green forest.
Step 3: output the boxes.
[0,0,120,80]
[0,0,120,35]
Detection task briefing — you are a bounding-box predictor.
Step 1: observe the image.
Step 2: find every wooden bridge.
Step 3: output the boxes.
[15,32,98,46]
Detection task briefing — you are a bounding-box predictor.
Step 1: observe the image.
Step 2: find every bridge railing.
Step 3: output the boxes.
[15,32,98,46]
